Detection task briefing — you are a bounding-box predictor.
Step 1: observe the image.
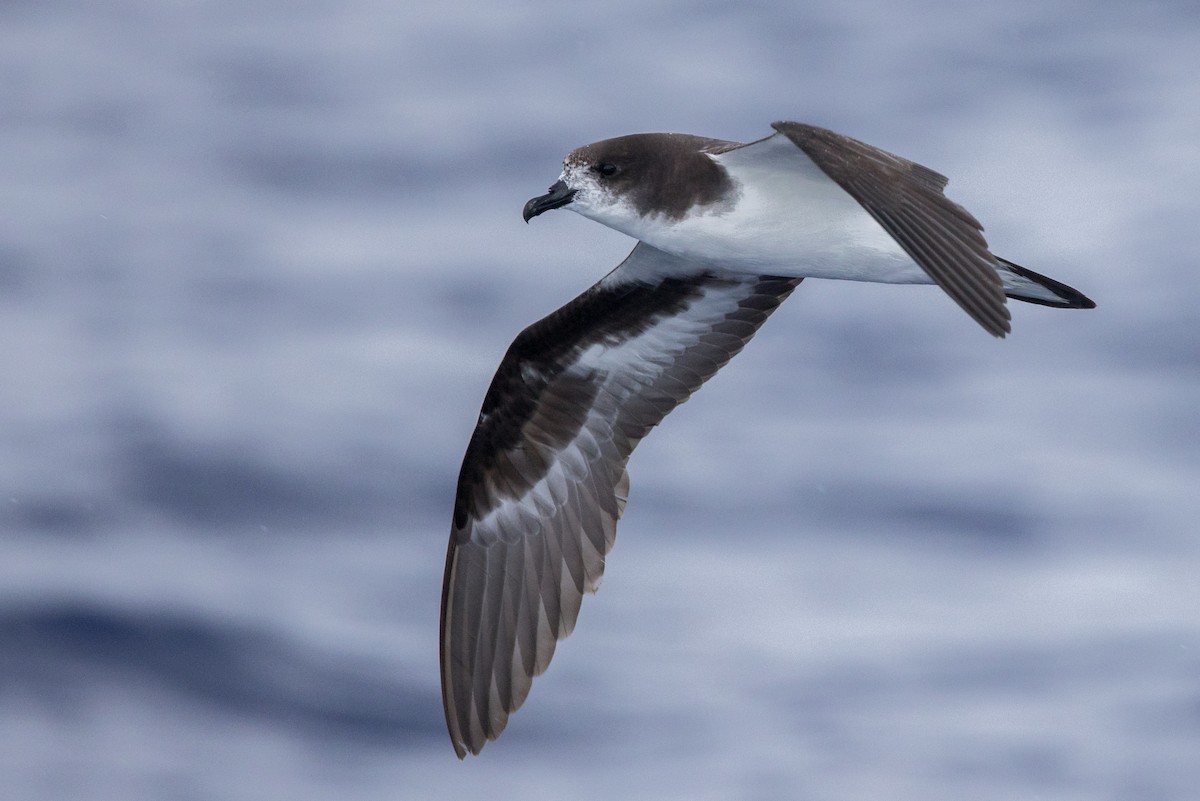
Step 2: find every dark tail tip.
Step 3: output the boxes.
[998,258,1096,309]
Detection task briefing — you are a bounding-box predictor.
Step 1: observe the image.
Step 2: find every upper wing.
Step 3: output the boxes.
[770,121,1011,337]
[441,244,801,757]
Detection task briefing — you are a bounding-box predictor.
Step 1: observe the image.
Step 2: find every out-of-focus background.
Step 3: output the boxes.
[2,1,1197,799]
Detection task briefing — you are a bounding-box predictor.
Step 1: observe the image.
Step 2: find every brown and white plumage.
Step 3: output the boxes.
[440,122,1094,758]
[769,122,1011,335]
[442,243,800,757]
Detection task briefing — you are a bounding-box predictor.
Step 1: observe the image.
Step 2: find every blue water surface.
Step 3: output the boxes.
[1,1,1198,799]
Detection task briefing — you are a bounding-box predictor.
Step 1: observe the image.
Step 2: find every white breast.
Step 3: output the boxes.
[618,134,934,285]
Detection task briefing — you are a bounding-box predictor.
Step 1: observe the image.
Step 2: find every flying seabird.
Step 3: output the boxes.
[440,121,1095,758]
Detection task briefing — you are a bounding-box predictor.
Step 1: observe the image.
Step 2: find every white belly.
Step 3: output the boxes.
[605,135,935,285]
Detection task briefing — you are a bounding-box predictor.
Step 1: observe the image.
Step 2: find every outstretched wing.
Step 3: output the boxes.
[769,121,1011,337]
[441,244,801,757]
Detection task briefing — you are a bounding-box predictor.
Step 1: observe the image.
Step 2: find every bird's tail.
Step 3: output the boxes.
[997,257,1096,308]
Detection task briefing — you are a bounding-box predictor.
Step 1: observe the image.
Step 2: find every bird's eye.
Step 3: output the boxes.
[595,162,618,178]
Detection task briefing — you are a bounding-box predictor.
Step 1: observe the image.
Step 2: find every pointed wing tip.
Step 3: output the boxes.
[444,706,484,759]
[769,120,815,139]
[992,301,1012,338]
[982,305,1012,338]
[770,120,836,138]
[441,692,472,759]
[442,673,487,759]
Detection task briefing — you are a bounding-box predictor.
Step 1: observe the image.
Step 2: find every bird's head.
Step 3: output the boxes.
[522,133,736,238]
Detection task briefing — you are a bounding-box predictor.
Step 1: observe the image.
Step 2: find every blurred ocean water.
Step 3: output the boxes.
[1,1,1198,799]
